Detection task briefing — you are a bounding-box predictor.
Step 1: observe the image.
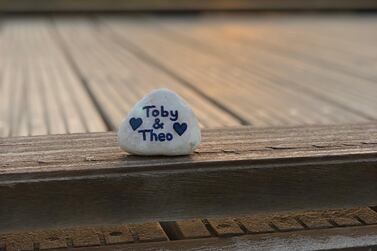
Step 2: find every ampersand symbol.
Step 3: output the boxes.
[153,118,164,129]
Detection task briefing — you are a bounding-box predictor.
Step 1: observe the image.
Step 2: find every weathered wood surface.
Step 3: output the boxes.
[0,20,107,137]
[53,18,240,129]
[68,225,377,251]
[2,207,377,250]
[153,15,377,120]
[100,15,376,126]
[1,123,377,232]
[2,15,377,136]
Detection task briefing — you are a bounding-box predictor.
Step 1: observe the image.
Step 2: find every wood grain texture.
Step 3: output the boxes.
[0,19,107,137]
[356,208,377,225]
[128,223,168,242]
[207,218,244,237]
[174,219,211,239]
[153,15,377,121]
[2,15,377,135]
[1,123,377,233]
[62,225,377,251]
[236,216,275,233]
[101,16,375,127]
[101,226,133,245]
[53,18,240,129]
[297,214,333,229]
[69,228,101,247]
[1,207,377,250]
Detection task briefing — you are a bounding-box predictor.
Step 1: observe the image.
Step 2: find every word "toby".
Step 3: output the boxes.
[142,105,178,121]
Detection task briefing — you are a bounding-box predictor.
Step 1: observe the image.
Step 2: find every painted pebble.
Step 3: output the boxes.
[118,88,201,155]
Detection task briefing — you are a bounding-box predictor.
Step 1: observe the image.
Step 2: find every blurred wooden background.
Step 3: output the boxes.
[0,0,377,12]
[1,2,377,250]
[1,14,377,137]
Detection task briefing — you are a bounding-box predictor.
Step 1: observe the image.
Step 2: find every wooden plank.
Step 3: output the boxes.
[206,218,244,237]
[2,16,377,134]
[287,207,377,229]
[2,242,34,251]
[100,18,275,126]
[356,208,377,225]
[295,208,377,228]
[301,17,377,48]
[236,216,275,233]
[0,64,12,137]
[28,61,49,136]
[9,65,28,137]
[270,217,304,231]
[128,223,168,242]
[73,225,377,251]
[175,219,211,239]
[0,233,34,251]
[1,207,376,249]
[240,19,377,81]
[0,26,31,137]
[40,61,67,135]
[34,230,68,250]
[1,123,377,233]
[215,17,377,120]
[151,16,377,122]
[332,217,362,227]
[2,123,377,170]
[292,208,367,228]
[1,121,375,144]
[68,228,101,247]
[324,209,363,227]
[297,214,333,229]
[238,208,363,232]
[238,212,306,233]
[0,19,107,137]
[53,18,240,129]
[101,17,370,127]
[0,230,69,250]
[101,226,133,245]
[38,239,67,250]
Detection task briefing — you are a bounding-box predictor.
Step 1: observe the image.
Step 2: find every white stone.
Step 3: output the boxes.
[118,88,201,156]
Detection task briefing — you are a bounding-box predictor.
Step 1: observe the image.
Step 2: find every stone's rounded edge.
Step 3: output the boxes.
[166,88,202,155]
[187,106,201,151]
[168,88,202,151]
[117,88,202,156]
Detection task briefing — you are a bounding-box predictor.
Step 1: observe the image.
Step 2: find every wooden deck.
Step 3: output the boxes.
[1,14,377,137]
[1,13,377,250]
[2,208,377,250]
[3,123,377,232]
[2,124,377,250]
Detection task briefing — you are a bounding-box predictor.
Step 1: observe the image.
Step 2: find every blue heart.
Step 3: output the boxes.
[173,122,187,136]
[129,117,143,131]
